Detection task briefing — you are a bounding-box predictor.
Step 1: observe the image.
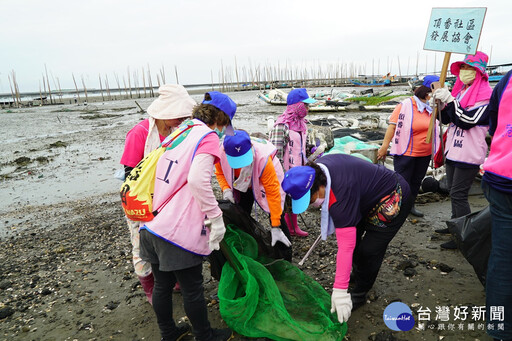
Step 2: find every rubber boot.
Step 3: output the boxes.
[291,213,308,237]
[138,273,154,305]
[285,213,295,236]
[410,205,424,217]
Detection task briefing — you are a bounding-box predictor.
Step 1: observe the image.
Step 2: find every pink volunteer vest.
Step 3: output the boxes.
[142,119,216,256]
[283,128,307,170]
[444,100,489,165]
[219,138,285,212]
[390,97,439,156]
[483,79,512,179]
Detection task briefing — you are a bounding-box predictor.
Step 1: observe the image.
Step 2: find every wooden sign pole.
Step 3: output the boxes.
[426,52,451,143]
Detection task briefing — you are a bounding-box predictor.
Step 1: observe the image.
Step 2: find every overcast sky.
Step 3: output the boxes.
[1,0,510,93]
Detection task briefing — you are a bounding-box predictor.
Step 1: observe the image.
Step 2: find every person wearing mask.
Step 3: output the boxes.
[120,84,194,303]
[280,154,412,324]
[270,88,316,237]
[215,130,292,260]
[480,69,512,341]
[139,91,236,341]
[378,75,440,217]
[432,51,492,250]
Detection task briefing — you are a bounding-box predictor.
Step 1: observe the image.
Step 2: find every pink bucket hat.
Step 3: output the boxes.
[147,84,196,120]
[450,51,489,77]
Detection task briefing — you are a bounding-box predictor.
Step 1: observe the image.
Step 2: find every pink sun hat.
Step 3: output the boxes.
[450,51,489,77]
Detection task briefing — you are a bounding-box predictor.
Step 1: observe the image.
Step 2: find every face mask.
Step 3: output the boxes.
[214,126,225,138]
[310,197,325,208]
[459,69,476,85]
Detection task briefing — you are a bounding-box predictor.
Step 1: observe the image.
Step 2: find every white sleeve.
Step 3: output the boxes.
[188,153,222,219]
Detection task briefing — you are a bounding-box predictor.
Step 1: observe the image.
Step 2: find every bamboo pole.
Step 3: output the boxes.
[122,76,128,97]
[248,58,255,87]
[8,74,17,107]
[55,77,63,102]
[146,64,154,97]
[141,67,146,98]
[257,65,261,90]
[160,65,166,84]
[156,74,161,88]
[416,52,419,76]
[45,64,53,105]
[72,73,81,103]
[42,73,48,100]
[98,74,105,101]
[397,56,402,80]
[426,52,451,144]
[127,67,132,98]
[105,74,112,101]
[234,56,240,91]
[39,80,43,106]
[81,75,88,103]
[220,60,225,92]
[12,71,22,107]
[133,70,140,98]
[114,72,121,100]
[174,65,179,84]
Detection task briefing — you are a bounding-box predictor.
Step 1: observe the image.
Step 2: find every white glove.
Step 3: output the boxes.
[331,288,352,324]
[223,189,235,203]
[271,227,291,247]
[433,87,454,104]
[208,215,226,251]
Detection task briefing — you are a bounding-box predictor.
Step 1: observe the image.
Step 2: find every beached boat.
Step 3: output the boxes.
[487,62,512,83]
[308,104,349,112]
[488,74,505,83]
[350,79,391,87]
[257,89,287,105]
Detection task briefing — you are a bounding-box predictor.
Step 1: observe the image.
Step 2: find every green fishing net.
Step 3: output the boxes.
[218,225,347,341]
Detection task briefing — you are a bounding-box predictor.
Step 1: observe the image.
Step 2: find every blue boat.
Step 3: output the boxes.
[488,74,505,83]
[350,79,391,87]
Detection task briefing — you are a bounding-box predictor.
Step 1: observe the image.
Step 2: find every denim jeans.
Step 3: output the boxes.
[482,181,512,340]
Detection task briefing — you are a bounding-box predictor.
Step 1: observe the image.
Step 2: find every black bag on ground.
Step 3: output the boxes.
[446,207,491,286]
[209,200,292,281]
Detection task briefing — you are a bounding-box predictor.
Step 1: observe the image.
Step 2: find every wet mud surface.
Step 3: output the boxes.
[0,89,492,340]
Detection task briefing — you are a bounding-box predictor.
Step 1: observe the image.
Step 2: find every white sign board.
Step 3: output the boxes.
[424,7,486,55]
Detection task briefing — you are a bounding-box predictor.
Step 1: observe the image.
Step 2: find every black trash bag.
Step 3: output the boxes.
[438,175,451,195]
[446,207,491,286]
[209,200,292,281]
[421,176,440,193]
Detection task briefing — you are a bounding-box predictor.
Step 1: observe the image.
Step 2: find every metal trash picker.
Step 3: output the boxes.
[298,234,323,267]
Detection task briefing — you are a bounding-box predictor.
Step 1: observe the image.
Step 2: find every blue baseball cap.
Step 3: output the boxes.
[203,91,237,135]
[281,166,316,214]
[422,75,440,88]
[286,88,317,105]
[223,130,253,169]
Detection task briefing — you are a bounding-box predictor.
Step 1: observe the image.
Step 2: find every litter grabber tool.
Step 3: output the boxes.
[298,233,323,267]
[205,219,246,285]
